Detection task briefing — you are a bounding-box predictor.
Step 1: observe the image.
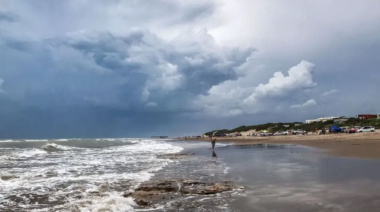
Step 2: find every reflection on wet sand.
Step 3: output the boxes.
[215,144,380,212]
[212,150,217,158]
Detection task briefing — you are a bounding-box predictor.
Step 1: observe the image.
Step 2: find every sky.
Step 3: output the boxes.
[0,0,380,138]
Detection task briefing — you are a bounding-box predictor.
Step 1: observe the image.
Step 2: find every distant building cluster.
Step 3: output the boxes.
[305,113,379,124]
[358,114,378,120]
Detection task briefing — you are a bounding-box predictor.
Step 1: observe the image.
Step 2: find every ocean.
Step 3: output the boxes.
[0,138,236,211]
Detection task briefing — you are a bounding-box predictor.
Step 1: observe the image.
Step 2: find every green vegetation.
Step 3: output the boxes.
[204,118,380,135]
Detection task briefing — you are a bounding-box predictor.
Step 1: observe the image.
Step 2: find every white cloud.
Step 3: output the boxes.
[290,99,317,109]
[322,89,338,96]
[194,60,317,116]
[145,62,183,92]
[249,60,316,99]
[210,0,380,52]
[0,78,4,93]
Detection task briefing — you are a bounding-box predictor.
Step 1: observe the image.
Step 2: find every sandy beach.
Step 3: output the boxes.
[184,131,380,159]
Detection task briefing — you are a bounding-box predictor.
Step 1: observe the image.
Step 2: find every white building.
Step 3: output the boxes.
[305,116,336,124]
[378,113,380,119]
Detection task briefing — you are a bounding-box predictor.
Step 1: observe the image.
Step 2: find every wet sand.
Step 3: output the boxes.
[174,132,380,211]
[184,131,380,159]
[151,138,380,211]
[212,144,380,212]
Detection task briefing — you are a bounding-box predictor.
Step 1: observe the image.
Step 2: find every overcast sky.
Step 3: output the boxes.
[1,0,379,138]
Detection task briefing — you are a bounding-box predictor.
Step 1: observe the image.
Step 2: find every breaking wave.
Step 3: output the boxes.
[42,143,71,152]
[0,140,14,143]
[53,139,69,142]
[25,139,49,142]
[17,148,47,158]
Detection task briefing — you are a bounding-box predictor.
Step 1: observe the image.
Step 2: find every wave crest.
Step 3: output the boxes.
[42,143,70,152]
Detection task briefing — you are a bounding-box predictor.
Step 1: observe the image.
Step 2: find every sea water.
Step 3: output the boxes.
[0,138,185,211]
[0,139,237,211]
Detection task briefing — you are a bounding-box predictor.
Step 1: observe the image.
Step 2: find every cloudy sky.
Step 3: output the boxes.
[1,0,379,138]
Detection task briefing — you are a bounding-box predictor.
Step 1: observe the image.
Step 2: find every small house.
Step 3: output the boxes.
[358,114,377,120]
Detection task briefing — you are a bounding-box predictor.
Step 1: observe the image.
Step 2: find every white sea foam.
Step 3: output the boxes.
[0,139,14,143]
[73,193,136,212]
[0,155,10,161]
[223,166,230,174]
[53,139,69,142]
[95,137,140,144]
[0,138,183,211]
[25,139,49,142]
[17,148,47,158]
[122,138,139,143]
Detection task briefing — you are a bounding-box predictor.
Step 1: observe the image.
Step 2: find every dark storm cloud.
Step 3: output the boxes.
[0,30,254,138]
[60,31,254,107]
[1,36,31,51]
[3,0,218,39]
[129,0,217,25]
[0,11,19,22]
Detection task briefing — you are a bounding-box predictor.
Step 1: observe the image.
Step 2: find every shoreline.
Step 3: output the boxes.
[180,132,380,159]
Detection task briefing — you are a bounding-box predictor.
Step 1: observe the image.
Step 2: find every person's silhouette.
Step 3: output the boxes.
[212,150,217,158]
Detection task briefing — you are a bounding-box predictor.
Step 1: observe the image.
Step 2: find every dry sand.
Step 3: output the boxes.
[185,132,380,159]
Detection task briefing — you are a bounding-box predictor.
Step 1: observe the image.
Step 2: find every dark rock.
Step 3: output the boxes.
[123,191,133,197]
[4,193,51,205]
[136,180,179,193]
[135,199,149,206]
[1,175,19,181]
[182,180,205,186]
[124,179,242,208]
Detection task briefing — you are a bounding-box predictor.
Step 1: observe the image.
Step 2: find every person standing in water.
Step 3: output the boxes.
[210,135,217,150]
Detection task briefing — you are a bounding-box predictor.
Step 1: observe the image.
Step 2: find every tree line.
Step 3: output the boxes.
[204,117,380,136]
